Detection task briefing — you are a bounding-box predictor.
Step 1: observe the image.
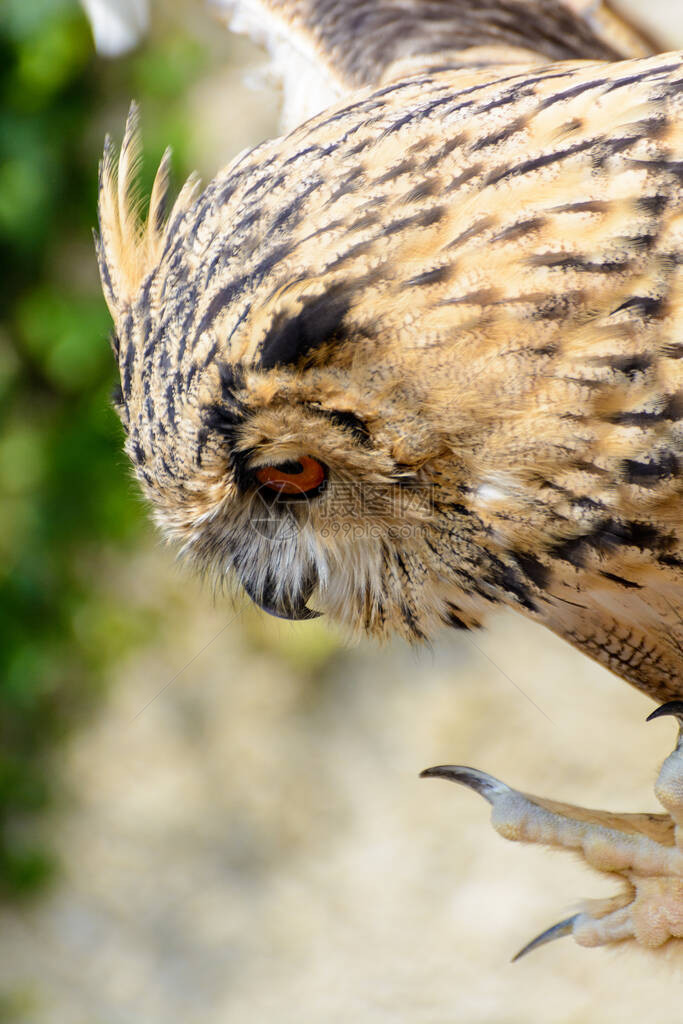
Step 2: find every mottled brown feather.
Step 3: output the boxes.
[97,6,682,703]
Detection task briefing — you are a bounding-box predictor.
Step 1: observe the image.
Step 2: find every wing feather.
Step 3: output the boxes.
[213,0,658,131]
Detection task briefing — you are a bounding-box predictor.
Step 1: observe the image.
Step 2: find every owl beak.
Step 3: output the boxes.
[241,572,322,621]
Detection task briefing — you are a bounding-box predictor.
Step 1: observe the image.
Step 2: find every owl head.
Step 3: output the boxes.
[97,101,552,641]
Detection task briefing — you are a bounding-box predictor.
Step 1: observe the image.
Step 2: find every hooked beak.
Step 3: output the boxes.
[241,570,322,621]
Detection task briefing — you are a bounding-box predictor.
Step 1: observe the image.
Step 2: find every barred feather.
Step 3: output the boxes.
[97,102,201,320]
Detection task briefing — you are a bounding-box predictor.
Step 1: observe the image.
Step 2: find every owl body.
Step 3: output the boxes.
[98,49,683,703]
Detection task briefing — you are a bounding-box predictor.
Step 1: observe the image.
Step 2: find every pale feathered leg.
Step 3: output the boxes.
[422,702,683,957]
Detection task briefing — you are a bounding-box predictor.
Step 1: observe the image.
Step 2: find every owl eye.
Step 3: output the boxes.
[254,455,327,498]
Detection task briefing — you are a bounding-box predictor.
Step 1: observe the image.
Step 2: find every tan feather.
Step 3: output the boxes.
[97,102,201,321]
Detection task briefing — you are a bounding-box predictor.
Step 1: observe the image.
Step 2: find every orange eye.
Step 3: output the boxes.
[254,456,327,497]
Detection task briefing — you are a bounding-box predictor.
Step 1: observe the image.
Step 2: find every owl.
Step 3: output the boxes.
[96,0,683,957]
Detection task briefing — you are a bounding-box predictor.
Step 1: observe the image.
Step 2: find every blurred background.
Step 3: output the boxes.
[0,1,682,1020]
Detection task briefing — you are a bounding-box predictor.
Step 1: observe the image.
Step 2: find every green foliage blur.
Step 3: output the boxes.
[0,0,207,897]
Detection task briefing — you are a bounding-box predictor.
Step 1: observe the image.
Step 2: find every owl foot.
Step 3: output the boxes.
[421,701,683,958]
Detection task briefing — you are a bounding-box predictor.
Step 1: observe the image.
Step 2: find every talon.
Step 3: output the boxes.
[647,704,683,832]
[421,730,683,952]
[419,765,511,804]
[511,914,580,963]
[646,701,683,726]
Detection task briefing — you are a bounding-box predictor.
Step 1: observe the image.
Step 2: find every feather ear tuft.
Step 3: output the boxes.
[96,103,201,322]
[117,101,144,254]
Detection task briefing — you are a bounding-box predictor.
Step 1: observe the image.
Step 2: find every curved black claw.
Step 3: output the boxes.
[419,765,511,805]
[646,700,683,724]
[511,914,580,963]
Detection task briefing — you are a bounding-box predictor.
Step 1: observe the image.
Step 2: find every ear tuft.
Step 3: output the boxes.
[96,102,201,321]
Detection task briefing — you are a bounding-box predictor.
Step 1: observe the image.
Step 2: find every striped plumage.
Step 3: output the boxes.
[97,1,683,955]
